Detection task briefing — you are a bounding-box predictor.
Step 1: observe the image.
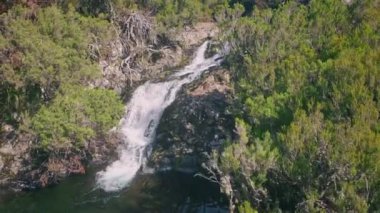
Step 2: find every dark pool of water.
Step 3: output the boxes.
[0,169,228,213]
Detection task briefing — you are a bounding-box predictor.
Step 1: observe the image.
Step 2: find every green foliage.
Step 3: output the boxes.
[221,0,380,211]
[220,119,278,192]
[238,201,258,213]
[0,4,121,156]
[0,5,114,125]
[212,2,245,23]
[155,0,203,27]
[220,142,241,173]
[145,0,239,30]
[248,132,278,186]
[32,85,124,150]
[108,0,245,32]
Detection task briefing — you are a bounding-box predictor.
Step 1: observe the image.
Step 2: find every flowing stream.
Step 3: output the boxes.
[0,41,228,213]
[96,41,223,192]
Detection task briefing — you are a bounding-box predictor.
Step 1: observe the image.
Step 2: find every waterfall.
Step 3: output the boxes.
[96,41,222,192]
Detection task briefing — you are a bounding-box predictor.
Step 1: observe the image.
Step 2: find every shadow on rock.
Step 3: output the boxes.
[148,69,235,174]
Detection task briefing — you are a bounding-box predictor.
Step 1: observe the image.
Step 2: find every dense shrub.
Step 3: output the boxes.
[221,0,380,211]
[32,85,123,150]
[0,4,122,152]
[0,5,114,125]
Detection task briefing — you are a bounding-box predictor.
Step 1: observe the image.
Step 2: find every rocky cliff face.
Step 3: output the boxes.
[149,69,234,173]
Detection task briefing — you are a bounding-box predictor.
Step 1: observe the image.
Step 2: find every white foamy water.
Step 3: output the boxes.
[96,41,223,192]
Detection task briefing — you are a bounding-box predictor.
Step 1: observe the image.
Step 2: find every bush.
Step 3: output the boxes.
[0,5,114,125]
[32,85,124,150]
[221,0,380,211]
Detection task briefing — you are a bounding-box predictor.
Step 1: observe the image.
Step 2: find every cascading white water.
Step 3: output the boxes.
[96,41,223,192]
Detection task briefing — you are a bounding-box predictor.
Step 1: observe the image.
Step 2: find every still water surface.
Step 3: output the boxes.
[0,170,227,213]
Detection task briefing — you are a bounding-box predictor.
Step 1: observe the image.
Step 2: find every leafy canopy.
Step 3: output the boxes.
[220,0,380,211]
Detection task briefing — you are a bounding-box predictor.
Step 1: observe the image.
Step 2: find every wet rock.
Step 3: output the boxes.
[87,131,123,164]
[149,69,234,173]
[146,46,185,79]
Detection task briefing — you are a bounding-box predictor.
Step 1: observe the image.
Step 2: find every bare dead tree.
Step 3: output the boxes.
[194,162,222,185]
[105,1,170,86]
[118,12,159,85]
[195,152,236,213]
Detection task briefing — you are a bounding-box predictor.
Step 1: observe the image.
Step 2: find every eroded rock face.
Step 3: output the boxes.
[148,69,234,173]
[176,22,219,48]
